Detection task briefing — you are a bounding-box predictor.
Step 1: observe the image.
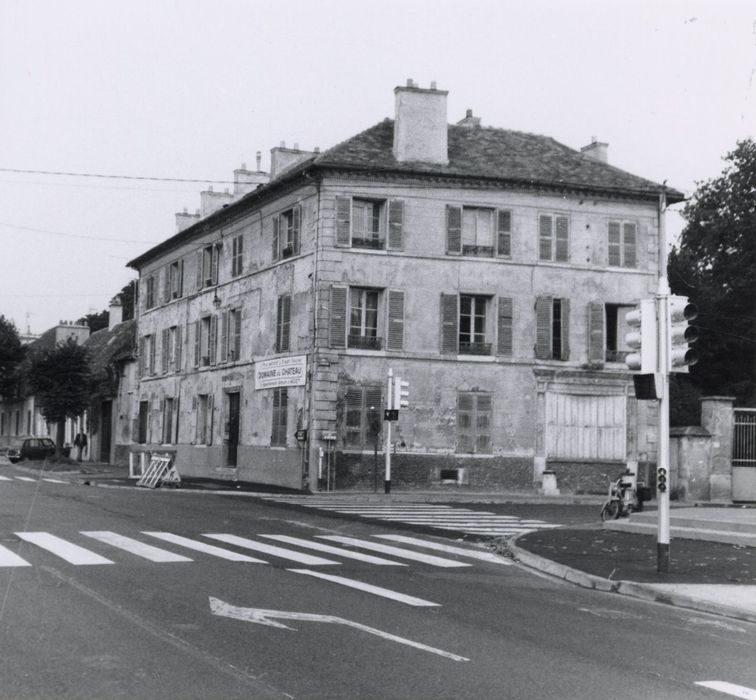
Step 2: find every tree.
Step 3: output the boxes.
[668,138,756,407]
[77,309,109,333]
[0,315,25,399]
[27,338,92,458]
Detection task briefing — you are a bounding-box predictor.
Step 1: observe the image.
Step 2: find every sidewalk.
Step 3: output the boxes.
[5,458,756,622]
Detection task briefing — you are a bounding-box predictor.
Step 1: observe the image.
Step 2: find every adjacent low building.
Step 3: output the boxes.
[127,81,683,492]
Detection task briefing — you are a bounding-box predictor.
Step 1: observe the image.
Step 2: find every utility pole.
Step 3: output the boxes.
[385,368,393,495]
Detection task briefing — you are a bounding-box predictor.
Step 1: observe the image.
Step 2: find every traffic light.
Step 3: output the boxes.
[657,467,668,494]
[625,299,657,373]
[667,295,698,373]
[393,377,410,409]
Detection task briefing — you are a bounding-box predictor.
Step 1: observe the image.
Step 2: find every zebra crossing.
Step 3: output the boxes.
[259,497,564,537]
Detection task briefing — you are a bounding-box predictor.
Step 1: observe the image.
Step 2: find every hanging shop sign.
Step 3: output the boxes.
[255,355,307,390]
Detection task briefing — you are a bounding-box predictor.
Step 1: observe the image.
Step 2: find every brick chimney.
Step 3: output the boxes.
[580,137,609,164]
[393,79,449,165]
[108,296,123,330]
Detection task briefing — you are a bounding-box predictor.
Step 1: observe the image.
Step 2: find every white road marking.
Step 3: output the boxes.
[0,543,32,567]
[209,597,467,661]
[374,535,512,565]
[259,535,407,566]
[318,536,472,568]
[0,475,13,481]
[142,532,267,563]
[42,478,67,484]
[81,531,193,563]
[695,681,756,699]
[14,476,36,482]
[203,534,340,566]
[15,532,114,565]
[287,569,440,607]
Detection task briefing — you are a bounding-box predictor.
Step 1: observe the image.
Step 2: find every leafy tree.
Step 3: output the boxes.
[27,338,92,458]
[668,138,756,407]
[0,315,25,399]
[77,310,109,333]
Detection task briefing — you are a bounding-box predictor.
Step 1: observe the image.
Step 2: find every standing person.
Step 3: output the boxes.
[73,432,87,462]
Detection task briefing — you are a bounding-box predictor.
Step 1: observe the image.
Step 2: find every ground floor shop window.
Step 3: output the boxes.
[457,392,492,454]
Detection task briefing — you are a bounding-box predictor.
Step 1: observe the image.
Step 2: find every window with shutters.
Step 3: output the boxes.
[604,303,634,363]
[276,295,291,353]
[273,206,301,261]
[330,286,405,351]
[446,206,512,257]
[343,385,383,450]
[139,334,156,376]
[335,196,404,250]
[195,315,217,366]
[349,288,380,350]
[456,392,492,454]
[271,388,288,447]
[441,294,497,356]
[160,326,182,373]
[231,234,244,276]
[608,221,637,268]
[199,243,221,288]
[534,296,570,360]
[162,397,174,445]
[169,259,184,299]
[538,213,569,262]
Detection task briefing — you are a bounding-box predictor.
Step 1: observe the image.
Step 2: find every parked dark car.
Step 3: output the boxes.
[6,437,57,463]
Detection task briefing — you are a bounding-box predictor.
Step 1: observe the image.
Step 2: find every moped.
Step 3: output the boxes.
[600,470,645,521]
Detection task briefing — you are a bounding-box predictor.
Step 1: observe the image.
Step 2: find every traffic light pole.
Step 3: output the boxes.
[385,368,393,495]
[656,190,670,573]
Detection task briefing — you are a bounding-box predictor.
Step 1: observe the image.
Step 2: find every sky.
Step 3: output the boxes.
[0,0,754,336]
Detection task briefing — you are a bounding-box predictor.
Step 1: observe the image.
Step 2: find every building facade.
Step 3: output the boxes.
[127,81,683,492]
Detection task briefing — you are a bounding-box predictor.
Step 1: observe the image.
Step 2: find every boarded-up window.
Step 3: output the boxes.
[271,388,288,447]
[457,392,492,454]
[546,393,626,460]
[343,385,382,450]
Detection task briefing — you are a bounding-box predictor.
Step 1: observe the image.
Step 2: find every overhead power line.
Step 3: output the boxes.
[0,221,156,244]
[0,167,236,185]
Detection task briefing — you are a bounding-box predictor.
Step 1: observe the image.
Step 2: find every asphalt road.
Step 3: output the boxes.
[1,471,755,699]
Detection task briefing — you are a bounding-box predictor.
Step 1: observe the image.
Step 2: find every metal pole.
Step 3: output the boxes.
[385,369,393,495]
[657,189,671,573]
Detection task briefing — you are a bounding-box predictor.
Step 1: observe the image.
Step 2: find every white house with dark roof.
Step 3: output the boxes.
[127,80,683,493]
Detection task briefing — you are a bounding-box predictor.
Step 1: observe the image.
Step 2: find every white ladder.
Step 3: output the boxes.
[136,454,180,489]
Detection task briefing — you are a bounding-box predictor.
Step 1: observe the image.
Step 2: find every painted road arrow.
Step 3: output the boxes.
[208,597,469,662]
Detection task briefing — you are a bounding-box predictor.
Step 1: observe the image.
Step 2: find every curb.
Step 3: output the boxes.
[507,536,756,624]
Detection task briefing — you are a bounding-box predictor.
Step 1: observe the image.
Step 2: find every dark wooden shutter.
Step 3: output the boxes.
[272,216,280,261]
[139,336,146,377]
[177,259,184,297]
[291,205,301,254]
[588,301,605,365]
[277,295,291,352]
[497,297,513,355]
[162,266,170,304]
[195,250,203,290]
[233,310,241,360]
[555,216,569,261]
[220,310,229,362]
[497,210,512,257]
[212,244,221,285]
[207,394,214,446]
[535,296,552,359]
[329,286,347,348]
[387,290,405,351]
[209,315,218,364]
[446,205,462,254]
[336,197,351,246]
[149,335,156,375]
[161,328,170,373]
[608,222,621,266]
[538,215,553,261]
[193,320,200,367]
[175,325,183,371]
[387,200,404,250]
[560,298,571,360]
[440,293,458,354]
[623,223,637,268]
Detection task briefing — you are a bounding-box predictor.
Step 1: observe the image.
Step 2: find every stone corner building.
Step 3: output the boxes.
[127,81,683,493]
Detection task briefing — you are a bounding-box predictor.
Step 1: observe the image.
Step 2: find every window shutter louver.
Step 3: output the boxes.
[162,267,170,304]
[555,216,569,261]
[560,298,571,360]
[497,210,512,257]
[178,259,184,297]
[272,216,280,261]
[161,328,170,373]
[193,321,200,366]
[446,206,462,254]
[387,290,405,351]
[292,205,301,254]
[195,250,203,290]
[535,296,552,359]
[233,310,242,360]
[329,286,347,348]
[588,301,605,365]
[623,223,637,268]
[539,215,553,261]
[278,296,291,352]
[221,311,229,362]
[175,325,182,371]
[209,315,218,364]
[139,337,146,377]
[387,200,404,250]
[608,222,621,266]
[212,244,221,285]
[497,297,513,355]
[440,293,459,354]
[336,197,351,246]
